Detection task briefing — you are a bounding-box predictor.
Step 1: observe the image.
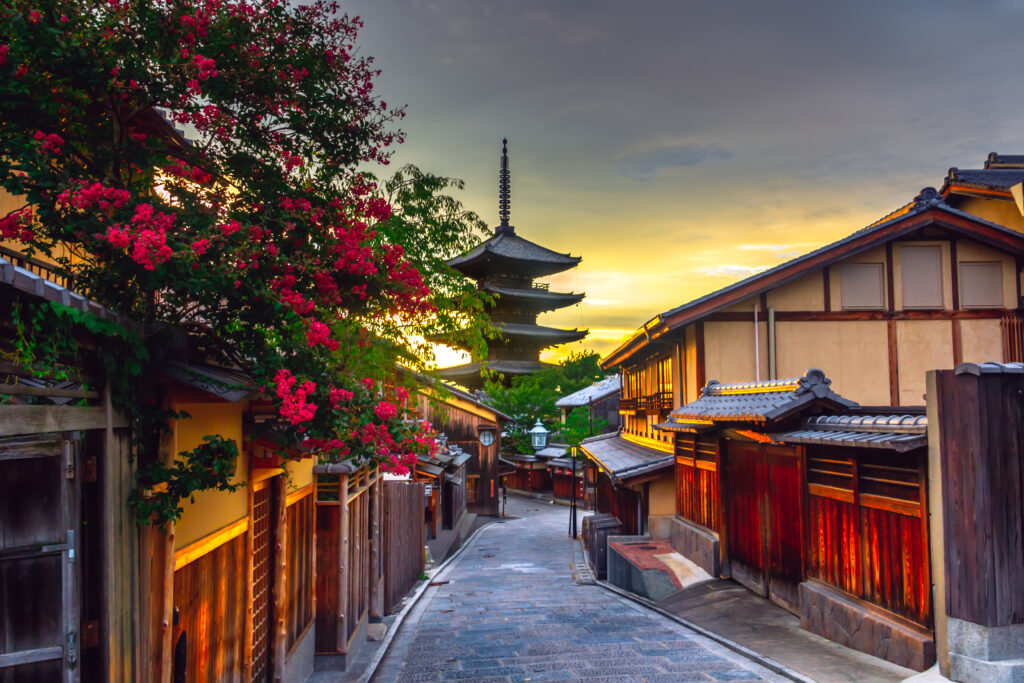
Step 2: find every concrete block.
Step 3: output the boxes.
[367,623,387,642]
[950,653,1024,683]
[948,618,1024,662]
[648,514,719,577]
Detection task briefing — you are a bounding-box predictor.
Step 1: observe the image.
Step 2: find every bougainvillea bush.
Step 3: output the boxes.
[0,0,480,521]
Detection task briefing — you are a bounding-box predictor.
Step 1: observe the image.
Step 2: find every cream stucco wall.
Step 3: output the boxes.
[684,325,698,401]
[897,320,953,406]
[703,320,770,385]
[285,457,315,493]
[648,475,676,516]
[775,320,890,405]
[953,195,1024,234]
[959,318,1003,365]
[767,271,825,311]
[173,401,250,547]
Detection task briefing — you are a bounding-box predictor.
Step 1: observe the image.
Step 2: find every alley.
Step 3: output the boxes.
[376,498,780,682]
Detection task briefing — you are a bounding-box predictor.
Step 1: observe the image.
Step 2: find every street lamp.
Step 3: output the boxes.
[529,418,549,452]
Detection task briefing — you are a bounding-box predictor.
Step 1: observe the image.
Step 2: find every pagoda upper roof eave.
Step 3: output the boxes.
[447,230,582,279]
[483,283,585,308]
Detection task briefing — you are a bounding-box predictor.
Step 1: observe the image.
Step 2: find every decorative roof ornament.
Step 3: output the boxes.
[497,138,513,234]
[913,186,942,209]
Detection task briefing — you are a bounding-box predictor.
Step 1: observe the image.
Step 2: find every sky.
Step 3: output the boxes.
[345,0,1024,365]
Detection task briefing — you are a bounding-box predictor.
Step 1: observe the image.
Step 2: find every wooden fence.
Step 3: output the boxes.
[313,467,382,656]
[382,480,425,614]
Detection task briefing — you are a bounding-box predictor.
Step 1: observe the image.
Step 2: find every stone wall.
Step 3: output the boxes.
[799,580,935,671]
[648,514,720,577]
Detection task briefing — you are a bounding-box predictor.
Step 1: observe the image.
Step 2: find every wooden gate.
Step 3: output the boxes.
[724,441,804,613]
[0,434,80,682]
[250,481,274,682]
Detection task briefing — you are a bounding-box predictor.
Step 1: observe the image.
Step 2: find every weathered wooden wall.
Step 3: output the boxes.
[172,533,248,681]
[936,367,1024,627]
[382,481,425,614]
[285,490,314,652]
[674,435,720,532]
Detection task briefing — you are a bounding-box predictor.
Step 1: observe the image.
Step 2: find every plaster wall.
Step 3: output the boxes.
[774,320,890,405]
[767,271,825,311]
[897,320,953,406]
[172,400,249,547]
[285,457,315,493]
[647,475,675,516]
[960,318,1003,364]
[684,325,698,401]
[954,196,1024,234]
[704,321,769,385]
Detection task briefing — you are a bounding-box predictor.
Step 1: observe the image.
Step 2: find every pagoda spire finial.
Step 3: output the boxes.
[497,138,512,233]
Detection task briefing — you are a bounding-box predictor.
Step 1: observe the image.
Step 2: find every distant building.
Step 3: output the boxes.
[555,374,621,432]
[439,140,587,389]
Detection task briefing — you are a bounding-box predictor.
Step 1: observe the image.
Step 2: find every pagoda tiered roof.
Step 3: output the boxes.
[447,227,581,280]
[437,359,555,384]
[482,282,584,312]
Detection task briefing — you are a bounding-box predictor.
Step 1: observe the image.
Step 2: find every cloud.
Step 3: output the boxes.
[617,144,732,180]
[698,264,770,278]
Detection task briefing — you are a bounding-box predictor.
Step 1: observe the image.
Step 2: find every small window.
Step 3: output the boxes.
[901,245,943,309]
[840,263,885,310]
[960,262,1003,308]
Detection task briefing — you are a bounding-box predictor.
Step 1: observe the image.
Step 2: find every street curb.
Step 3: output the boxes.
[358,518,502,682]
[595,579,817,683]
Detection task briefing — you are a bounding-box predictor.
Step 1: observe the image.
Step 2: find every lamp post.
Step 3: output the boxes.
[570,446,578,539]
[529,418,549,452]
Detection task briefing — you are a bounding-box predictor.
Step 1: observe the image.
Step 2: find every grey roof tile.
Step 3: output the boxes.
[771,413,928,452]
[555,375,620,408]
[580,433,673,484]
[664,369,857,424]
[955,361,1024,375]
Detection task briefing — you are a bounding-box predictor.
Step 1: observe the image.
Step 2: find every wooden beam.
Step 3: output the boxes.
[337,473,349,654]
[173,518,249,571]
[0,383,97,399]
[950,239,960,311]
[0,647,63,668]
[285,483,313,508]
[0,405,127,436]
[159,523,175,683]
[242,482,254,681]
[886,242,896,312]
[823,267,831,312]
[888,319,900,406]
[703,308,1011,323]
[272,476,288,682]
[952,318,963,366]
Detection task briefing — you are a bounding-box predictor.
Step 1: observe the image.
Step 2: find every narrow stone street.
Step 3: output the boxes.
[375,498,781,682]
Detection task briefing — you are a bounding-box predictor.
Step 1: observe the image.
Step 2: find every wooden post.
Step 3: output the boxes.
[337,473,349,654]
[243,481,254,680]
[370,470,382,620]
[159,522,175,683]
[272,476,288,681]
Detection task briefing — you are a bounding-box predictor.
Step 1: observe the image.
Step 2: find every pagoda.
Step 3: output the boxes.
[439,140,588,389]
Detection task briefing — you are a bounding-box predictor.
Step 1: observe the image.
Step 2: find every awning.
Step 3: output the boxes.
[771,414,927,453]
[450,451,472,467]
[414,461,444,478]
[653,420,713,434]
[164,361,257,402]
[580,432,673,486]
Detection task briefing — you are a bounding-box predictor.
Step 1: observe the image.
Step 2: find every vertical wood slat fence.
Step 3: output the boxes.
[313,467,382,656]
[382,480,425,614]
[1001,313,1024,362]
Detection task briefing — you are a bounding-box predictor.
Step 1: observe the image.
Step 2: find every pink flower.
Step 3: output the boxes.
[0,45,9,66]
[28,10,41,23]
[306,321,339,350]
[191,238,210,255]
[373,400,397,421]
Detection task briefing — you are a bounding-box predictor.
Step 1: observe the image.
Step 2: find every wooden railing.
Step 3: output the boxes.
[1001,313,1024,362]
[619,397,637,411]
[0,244,74,290]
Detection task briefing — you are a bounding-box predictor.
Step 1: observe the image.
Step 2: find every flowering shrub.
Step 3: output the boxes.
[0,0,476,520]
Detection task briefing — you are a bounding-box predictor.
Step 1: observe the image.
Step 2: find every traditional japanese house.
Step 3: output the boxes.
[505,444,566,495]
[546,454,587,504]
[580,431,675,536]
[409,375,511,517]
[438,140,587,389]
[555,374,621,432]
[657,371,934,670]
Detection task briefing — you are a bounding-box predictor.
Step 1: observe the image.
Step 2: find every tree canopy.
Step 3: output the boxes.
[0,0,488,521]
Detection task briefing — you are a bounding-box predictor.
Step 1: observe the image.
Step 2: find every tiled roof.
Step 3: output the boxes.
[164,361,257,402]
[555,375,620,408]
[495,322,588,343]
[955,361,1024,375]
[536,445,568,459]
[664,369,857,424]
[438,360,555,385]
[602,189,1024,369]
[0,256,131,326]
[483,283,585,308]
[448,230,581,276]
[945,167,1024,191]
[653,419,714,433]
[772,414,927,452]
[580,432,673,485]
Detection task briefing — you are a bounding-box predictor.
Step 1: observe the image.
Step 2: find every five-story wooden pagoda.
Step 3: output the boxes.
[440,140,587,389]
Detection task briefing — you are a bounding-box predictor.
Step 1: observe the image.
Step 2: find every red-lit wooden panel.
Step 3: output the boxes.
[807,494,859,595]
[862,506,930,626]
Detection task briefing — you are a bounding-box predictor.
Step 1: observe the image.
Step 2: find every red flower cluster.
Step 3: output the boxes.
[0,207,34,243]
[274,369,317,425]
[33,130,63,154]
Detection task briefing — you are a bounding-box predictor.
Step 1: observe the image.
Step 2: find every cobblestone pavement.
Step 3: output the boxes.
[381,497,780,682]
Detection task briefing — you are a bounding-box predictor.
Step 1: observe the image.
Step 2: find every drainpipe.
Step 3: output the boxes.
[768,306,777,380]
[754,301,761,381]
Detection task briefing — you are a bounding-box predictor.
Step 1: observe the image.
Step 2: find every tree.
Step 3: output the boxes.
[556,407,608,448]
[481,351,605,453]
[0,0,476,521]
